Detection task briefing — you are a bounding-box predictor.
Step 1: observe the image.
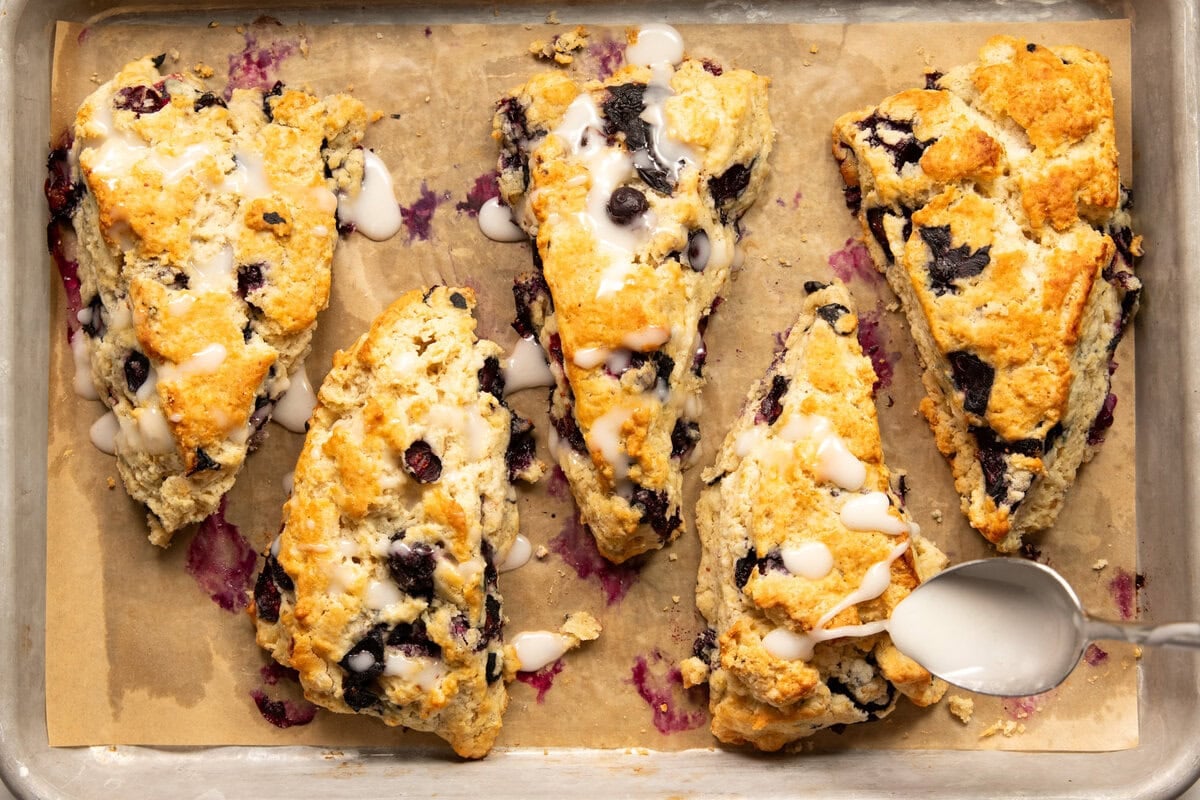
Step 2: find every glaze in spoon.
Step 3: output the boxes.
[888,558,1198,696]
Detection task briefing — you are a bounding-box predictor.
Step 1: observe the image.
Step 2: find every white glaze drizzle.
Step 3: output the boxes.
[499,534,533,573]
[587,405,634,479]
[71,332,99,400]
[478,197,528,242]
[273,362,317,433]
[89,411,120,455]
[383,652,446,690]
[816,541,910,629]
[761,541,910,662]
[337,150,402,241]
[503,336,555,394]
[572,347,610,369]
[511,630,571,672]
[840,491,909,536]
[625,23,686,67]
[781,541,834,580]
[622,325,671,350]
[365,579,404,610]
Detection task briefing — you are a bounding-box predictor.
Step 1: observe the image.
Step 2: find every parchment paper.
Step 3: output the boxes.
[46,16,1139,753]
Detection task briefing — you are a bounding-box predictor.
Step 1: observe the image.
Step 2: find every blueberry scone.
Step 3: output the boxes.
[831,36,1141,550]
[681,282,947,751]
[55,56,367,545]
[494,33,774,563]
[252,287,541,759]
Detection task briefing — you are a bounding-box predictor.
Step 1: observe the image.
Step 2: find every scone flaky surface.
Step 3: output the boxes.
[67,56,367,544]
[831,36,1140,549]
[495,51,774,563]
[686,282,946,751]
[253,287,539,759]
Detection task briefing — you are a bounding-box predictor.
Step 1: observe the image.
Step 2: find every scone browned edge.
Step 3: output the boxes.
[45,55,367,545]
[682,281,946,751]
[493,52,774,563]
[252,287,541,759]
[831,36,1141,551]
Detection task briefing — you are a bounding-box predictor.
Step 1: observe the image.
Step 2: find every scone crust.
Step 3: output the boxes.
[68,56,368,544]
[690,282,946,751]
[495,56,774,562]
[831,36,1140,548]
[253,287,533,759]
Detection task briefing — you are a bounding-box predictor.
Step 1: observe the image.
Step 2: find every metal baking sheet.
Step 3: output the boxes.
[3,0,1199,797]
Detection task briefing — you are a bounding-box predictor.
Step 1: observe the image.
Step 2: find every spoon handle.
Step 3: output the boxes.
[1085,619,1200,649]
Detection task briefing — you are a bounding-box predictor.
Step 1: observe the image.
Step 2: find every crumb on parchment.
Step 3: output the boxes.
[193,63,215,79]
[546,10,560,24]
[948,695,974,724]
[529,25,589,65]
[980,719,1025,738]
[1093,558,1109,571]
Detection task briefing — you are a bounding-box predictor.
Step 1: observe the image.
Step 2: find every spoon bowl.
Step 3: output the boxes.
[889,558,1091,696]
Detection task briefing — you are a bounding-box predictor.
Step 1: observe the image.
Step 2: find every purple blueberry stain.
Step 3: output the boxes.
[250,688,318,728]
[628,650,707,734]
[1108,568,1139,620]
[260,662,299,686]
[185,496,258,613]
[549,513,640,606]
[224,32,296,100]
[828,238,878,284]
[1002,691,1053,720]
[515,659,565,703]
[400,182,449,243]
[856,307,898,392]
[1084,643,1109,667]
[586,37,625,79]
[455,171,500,218]
[546,466,570,500]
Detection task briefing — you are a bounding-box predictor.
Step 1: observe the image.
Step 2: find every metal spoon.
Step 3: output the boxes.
[887,558,1200,696]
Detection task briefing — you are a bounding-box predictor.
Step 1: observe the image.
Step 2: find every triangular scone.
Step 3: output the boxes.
[56,57,367,545]
[252,287,541,759]
[493,56,774,563]
[681,282,947,751]
[831,36,1141,551]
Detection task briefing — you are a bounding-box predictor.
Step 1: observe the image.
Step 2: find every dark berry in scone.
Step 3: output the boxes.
[252,287,542,759]
[831,36,1141,551]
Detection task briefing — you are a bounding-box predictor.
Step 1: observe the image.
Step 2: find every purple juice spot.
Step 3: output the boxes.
[185,496,258,613]
[260,662,300,686]
[856,307,899,391]
[587,37,625,80]
[1084,643,1109,667]
[400,182,449,243]
[78,27,91,44]
[250,689,318,728]
[424,26,432,37]
[792,190,802,209]
[1001,691,1052,720]
[224,33,296,100]
[546,466,570,500]
[1108,568,1138,620]
[775,198,786,208]
[515,659,565,703]
[828,238,879,284]
[628,650,706,734]
[549,514,640,606]
[455,171,500,218]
